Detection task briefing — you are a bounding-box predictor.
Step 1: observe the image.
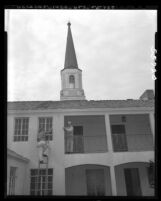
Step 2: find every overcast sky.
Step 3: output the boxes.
[7,9,157,101]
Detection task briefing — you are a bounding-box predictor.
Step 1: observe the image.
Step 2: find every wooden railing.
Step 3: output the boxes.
[65,135,107,153]
[112,133,128,152]
[112,133,154,152]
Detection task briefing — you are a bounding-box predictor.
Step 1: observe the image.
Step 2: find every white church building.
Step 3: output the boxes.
[7,22,155,196]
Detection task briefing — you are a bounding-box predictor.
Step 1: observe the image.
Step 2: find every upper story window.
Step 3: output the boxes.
[38,117,53,141]
[14,118,29,142]
[69,75,75,88]
[111,124,128,152]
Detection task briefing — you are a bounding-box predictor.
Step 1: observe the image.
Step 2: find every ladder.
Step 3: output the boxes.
[36,135,49,196]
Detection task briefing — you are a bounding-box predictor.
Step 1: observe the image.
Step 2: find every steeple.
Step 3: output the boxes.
[60,22,85,101]
[64,22,78,69]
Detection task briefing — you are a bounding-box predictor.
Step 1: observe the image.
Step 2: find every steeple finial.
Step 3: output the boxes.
[64,22,78,69]
[67,21,71,26]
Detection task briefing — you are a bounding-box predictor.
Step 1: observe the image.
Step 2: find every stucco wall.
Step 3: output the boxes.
[7,111,154,195]
[65,164,112,195]
[7,113,66,195]
[7,156,28,195]
[115,162,154,196]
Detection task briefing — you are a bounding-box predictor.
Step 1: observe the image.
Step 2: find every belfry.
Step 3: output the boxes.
[60,22,86,100]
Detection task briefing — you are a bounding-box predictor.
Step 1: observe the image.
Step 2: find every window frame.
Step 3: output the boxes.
[9,166,17,195]
[30,168,53,195]
[69,75,75,88]
[38,117,53,141]
[111,124,128,152]
[13,117,29,142]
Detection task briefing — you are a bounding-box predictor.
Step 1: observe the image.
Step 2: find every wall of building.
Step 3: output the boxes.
[65,164,112,195]
[7,156,28,195]
[115,162,154,196]
[7,110,154,195]
[7,113,66,195]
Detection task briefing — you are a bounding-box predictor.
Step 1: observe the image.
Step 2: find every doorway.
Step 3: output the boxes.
[86,169,106,196]
[124,168,142,196]
[73,126,84,153]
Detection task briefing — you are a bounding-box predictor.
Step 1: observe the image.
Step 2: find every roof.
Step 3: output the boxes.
[139,89,155,100]
[64,22,78,69]
[7,148,30,163]
[7,99,154,111]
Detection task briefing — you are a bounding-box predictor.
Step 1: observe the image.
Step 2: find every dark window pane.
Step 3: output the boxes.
[111,125,125,134]
[30,190,35,195]
[48,176,52,182]
[31,169,38,175]
[30,182,35,189]
[48,182,52,188]
[48,169,53,175]
[48,190,52,195]
[31,177,36,182]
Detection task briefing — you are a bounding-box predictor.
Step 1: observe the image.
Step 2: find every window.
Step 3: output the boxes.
[38,117,53,141]
[111,124,128,152]
[86,169,105,196]
[14,118,29,141]
[73,126,84,153]
[69,75,75,88]
[124,168,142,196]
[9,167,17,195]
[30,168,53,195]
[147,163,155,188]
[69,75,75,83]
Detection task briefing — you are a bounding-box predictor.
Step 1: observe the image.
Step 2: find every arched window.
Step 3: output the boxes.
[69,75,75,88]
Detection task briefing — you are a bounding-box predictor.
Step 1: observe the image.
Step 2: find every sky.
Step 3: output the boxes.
[6,9,157,101]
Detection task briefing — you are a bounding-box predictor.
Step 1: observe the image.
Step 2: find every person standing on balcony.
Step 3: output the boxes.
[63,121,74,153]
[37,128,49,163]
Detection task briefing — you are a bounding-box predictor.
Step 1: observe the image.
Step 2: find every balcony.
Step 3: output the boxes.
[64,115,108,154]
[110,114,154,152]
[112,133,153,152]
[65,135,107,154]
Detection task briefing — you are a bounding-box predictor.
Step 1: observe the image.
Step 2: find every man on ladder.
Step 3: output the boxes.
[37,128,49,163]
[36,128,51,195]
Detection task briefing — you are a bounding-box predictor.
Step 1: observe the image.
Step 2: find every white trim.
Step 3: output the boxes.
[7,149,29,163]
[8,107,154,115]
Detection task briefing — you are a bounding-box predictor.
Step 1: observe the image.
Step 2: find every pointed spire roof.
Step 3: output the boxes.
[64,22,78,69]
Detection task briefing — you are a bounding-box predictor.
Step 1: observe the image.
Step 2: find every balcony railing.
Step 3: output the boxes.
[112,133,128,152]
[65,133,153,154]
[112,133,154,152]
[65,135,107,154]
[126,133,154,151]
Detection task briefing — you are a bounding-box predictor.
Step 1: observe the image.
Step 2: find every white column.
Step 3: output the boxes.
[110,166,117,196]
[52,114,66,195]
[105,114,113,152]
[149,113,155,140]
[105,114,117,195]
